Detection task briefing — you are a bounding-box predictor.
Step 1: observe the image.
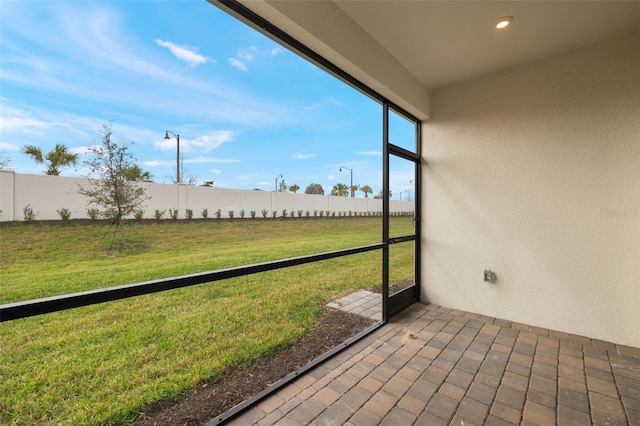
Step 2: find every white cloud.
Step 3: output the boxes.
[293,153,315,159]
[356,151,382,156]
[70,145,97,156]
[228,57,248,72]
[209,169,222,174]
[305,97,343,111]
[229,46,281,72]
[155,130,234,153]
[238,46,257,62]
[155,39,212,68]
[143,157,238,167]
[184,156,239,164]
[0,141,20,151]
[258,181,271,187]
[327,174,336,181]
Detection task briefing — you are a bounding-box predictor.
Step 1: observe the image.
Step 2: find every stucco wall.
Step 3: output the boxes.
[421,30,640,347]
[0,171,412,221]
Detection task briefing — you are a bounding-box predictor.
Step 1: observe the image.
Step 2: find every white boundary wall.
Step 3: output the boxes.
[0,171,414,221]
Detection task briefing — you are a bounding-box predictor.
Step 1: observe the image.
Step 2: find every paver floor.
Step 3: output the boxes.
[327,290,382,322]
[222,303,640,425]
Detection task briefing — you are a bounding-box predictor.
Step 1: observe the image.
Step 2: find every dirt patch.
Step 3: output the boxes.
[135,308,374,426]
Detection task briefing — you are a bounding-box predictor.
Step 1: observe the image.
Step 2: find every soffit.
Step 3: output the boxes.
[334,1,640,89]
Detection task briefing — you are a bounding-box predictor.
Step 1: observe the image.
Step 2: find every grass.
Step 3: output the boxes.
[0,218,414,425]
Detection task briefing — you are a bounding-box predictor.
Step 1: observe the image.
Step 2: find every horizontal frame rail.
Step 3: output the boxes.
[1,243,384,322]
[388,235,416,245]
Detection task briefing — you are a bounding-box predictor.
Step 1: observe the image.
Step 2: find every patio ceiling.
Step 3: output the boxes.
[333,1,640,90]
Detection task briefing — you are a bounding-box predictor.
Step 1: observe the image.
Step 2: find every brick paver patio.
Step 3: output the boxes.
[218,302,640,425]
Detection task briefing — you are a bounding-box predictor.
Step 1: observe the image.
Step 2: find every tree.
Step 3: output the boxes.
[21,143,79,175]
[0,150,11,169]
[360,185,373,198]
[122,164,153,182]
[331,183,349,197]
[289,184,300,194]
[278,179,288,192]
[78,122,149,249]
[373,190,393,199]
[350,184,360,197]
[305,183,324,195]
[169,154,198,185]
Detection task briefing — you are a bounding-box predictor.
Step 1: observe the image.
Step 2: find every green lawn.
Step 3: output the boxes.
[0,218,414,425]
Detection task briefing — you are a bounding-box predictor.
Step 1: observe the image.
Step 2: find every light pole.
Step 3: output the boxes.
[275,174,283,191]
[164,131,180,184]
[339,166,353,197]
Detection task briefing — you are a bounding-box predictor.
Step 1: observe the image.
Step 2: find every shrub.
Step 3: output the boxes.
[338,211,342,217]
[318,210,324,217]
[297,210,303,217]
[215,209,222,219]
[314,210,318,217]
[185,209,193,220]
[290,210,295,218]
[169,208,179,220]
[305,211,310,217]
[87,208,100,220]
[281,209,287,218]
[261,209,268,218]
[331,211,336,217]
[23,204,39,222]
[239,210,245,219]
[154,209,166,220]
[272,210,277,218]
[325,210,330,217]
[133,209,144,221]
[57,208,72,221]
[201,208,208,219]
[250,210,256,219]
[349,211,353,217]
[228,210,234,219]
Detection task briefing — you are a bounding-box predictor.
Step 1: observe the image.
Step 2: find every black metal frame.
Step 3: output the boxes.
[2,1,423,424]
[0,244,382,322]
[386,118,422,316]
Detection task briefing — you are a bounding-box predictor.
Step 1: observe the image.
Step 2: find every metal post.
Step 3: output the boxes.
[339,166,353,197]
[164,131,180,184]
[176,134,180,184]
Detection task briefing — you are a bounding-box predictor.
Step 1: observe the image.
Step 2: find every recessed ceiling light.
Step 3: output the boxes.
[494,16,514,29]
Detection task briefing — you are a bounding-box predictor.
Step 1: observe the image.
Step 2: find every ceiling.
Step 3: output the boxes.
[334,1,640,89]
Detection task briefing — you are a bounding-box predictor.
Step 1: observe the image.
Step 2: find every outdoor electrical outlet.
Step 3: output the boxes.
[483,270,496,283]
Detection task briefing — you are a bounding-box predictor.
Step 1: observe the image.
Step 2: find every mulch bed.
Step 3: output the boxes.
[135,308,375,426]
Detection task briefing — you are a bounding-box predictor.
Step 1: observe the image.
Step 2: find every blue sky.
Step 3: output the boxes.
[0,1,416,198]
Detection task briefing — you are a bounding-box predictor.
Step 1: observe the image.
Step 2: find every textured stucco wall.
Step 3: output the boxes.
[421,30,640,347]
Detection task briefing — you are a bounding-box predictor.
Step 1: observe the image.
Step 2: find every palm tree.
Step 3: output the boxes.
[122,164,153,182]
[360,185,373,198]
[22,144,79,176]
[331,183,349,197]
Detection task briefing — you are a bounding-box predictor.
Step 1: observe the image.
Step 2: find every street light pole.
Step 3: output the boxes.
[339,166,353,197]
[275,174,283,191]
[164,131,180,184]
